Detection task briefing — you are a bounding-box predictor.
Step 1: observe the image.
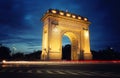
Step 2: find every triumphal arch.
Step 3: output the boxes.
[41,9,92,60]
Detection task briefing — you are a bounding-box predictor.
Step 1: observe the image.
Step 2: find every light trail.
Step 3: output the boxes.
[1,60,120,65]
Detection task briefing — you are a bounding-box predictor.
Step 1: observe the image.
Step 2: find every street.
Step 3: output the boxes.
[0,61,120,78]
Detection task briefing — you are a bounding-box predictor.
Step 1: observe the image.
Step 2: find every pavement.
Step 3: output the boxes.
[0,61,120,78]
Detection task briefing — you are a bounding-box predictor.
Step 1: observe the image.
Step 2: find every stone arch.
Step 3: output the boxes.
[41,9,92,60]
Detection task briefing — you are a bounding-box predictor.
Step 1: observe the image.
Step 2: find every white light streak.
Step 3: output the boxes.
[1,60,120,66]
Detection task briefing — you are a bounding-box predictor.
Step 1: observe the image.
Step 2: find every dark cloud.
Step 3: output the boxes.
[82,0,120,51]
[0,0,23,27]
[0,32,41,47]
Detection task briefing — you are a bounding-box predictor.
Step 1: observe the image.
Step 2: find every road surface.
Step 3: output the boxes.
[0,61,120,78]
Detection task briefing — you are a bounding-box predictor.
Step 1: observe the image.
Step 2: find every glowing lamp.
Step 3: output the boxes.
[2,60,6,63]
[52,10,57,13]
[59,12,64,15]
[66,13,71,17]
[78,16,82,19]
[84,18,88,21]
[72,15,76,18]
[53,27,58,32]
[85,30,89,38]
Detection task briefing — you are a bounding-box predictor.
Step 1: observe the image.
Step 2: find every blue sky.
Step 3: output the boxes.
[0,0,120,53]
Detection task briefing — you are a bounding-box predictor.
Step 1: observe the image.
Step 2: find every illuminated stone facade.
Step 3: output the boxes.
[41,9,92,60]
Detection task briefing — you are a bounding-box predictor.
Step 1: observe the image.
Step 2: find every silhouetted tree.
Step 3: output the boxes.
[12,52,24,60]
[0,44,2,47]
[25,50,42,60]
[62,44,71,60]
[91,47,120,60]
[0,45,11,60]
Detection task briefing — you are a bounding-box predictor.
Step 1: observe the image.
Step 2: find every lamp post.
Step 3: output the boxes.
[12,47,16,55]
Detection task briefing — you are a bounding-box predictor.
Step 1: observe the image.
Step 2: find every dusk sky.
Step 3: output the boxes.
[0,0,120,53]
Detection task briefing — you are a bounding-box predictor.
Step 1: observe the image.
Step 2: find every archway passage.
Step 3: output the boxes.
[62,36,71,60]
[62,32,78,60]
[41,9,92,60]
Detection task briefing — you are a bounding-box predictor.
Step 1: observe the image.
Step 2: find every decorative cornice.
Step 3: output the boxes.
[46,9,89,21]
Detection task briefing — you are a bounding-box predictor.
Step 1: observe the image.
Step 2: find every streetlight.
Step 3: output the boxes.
[12,47,16,55]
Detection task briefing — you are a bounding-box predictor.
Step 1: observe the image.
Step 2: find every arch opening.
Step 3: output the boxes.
[62,35,71,60]
[61,32,78,60]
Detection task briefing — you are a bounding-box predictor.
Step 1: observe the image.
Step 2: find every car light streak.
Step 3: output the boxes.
[1,60,120,65]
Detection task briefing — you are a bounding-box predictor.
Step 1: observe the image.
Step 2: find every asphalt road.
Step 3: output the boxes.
[0,62,120,78]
